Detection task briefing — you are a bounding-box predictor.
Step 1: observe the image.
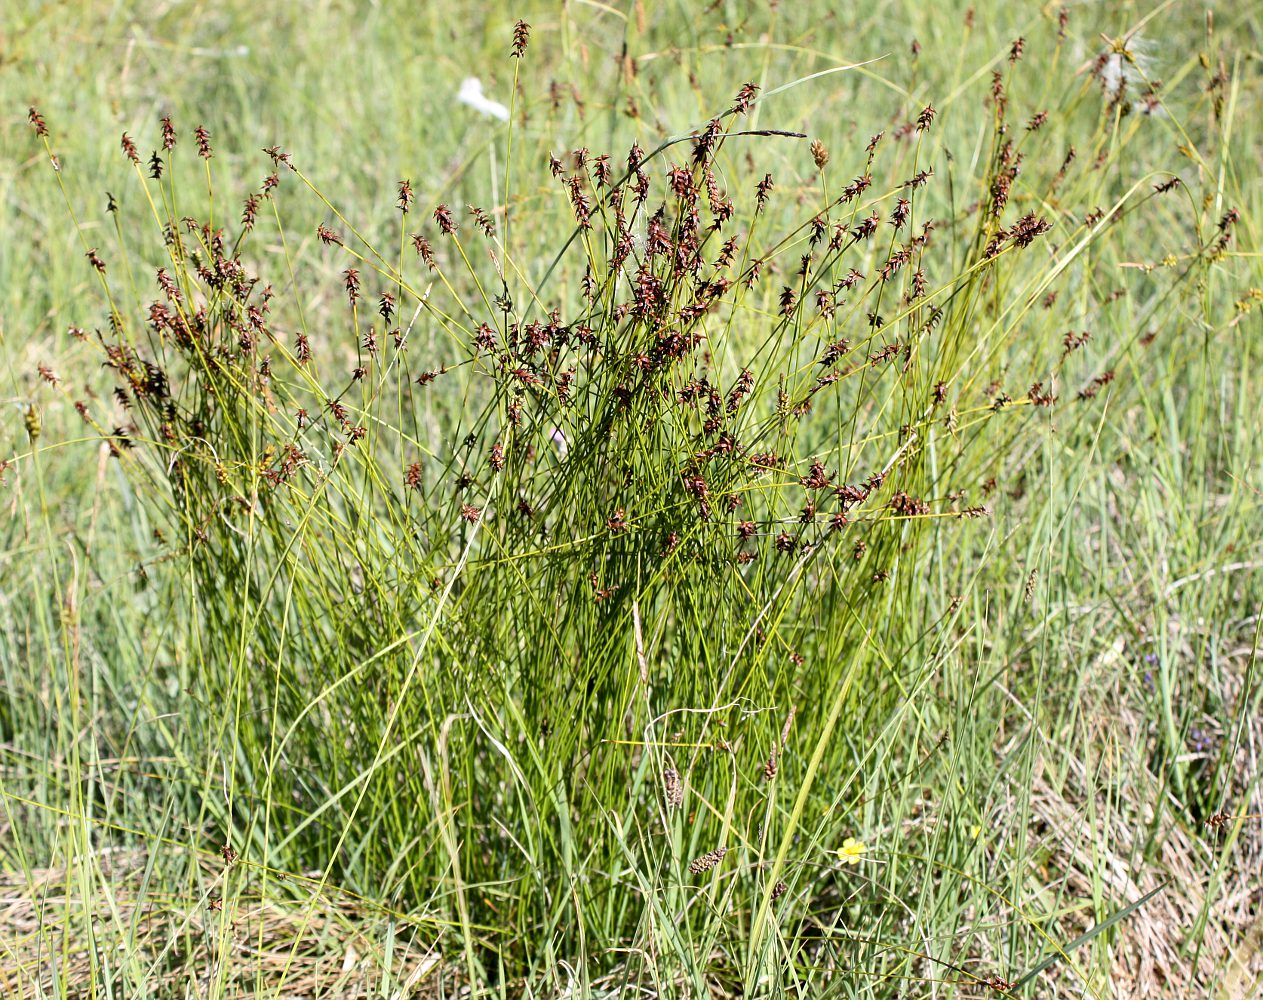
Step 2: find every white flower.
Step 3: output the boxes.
[1090,35,1165,116]
[458,77,509,122]
[1098,52,1128,99]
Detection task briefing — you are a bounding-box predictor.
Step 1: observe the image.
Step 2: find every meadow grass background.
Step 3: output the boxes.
[1,0,1262,996]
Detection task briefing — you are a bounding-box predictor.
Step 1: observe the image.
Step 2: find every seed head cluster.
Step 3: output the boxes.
[20,35,1144,953]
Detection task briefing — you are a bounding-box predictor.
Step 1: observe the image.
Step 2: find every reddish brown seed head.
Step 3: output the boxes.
[511,19,531,58]
[732,81,759,114]
[412,233,435,268]
[434,203,457,235]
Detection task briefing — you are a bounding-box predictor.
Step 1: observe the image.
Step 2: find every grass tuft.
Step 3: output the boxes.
[2,2,1261,996]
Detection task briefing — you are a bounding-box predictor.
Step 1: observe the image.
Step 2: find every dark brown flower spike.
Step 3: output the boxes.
[511,19,530,58]
[434,204,457,235]
[732,81,759,114]
[194,125,212,159]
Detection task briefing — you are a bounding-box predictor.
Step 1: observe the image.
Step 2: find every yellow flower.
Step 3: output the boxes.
[838,837,867,865]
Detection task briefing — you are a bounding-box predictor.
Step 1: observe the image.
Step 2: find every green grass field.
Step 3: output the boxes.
[2,1,1261,996]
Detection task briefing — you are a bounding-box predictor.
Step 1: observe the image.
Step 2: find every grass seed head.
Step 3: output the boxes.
[688,847,728,875]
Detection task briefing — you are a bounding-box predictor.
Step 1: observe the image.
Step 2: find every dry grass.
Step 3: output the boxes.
[0,854,446,998]
[1024,638,1263,999]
